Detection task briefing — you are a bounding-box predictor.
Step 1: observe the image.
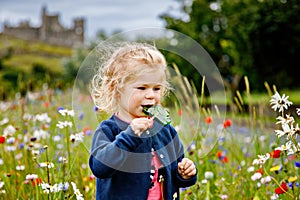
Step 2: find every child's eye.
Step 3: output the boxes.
[136,87,146,90]
[154,87,161,91]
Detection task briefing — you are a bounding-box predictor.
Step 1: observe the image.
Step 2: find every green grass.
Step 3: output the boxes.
[280,89,300,104]
[2,54,64,74]
[0,34,72,75]
[0,34,72,57]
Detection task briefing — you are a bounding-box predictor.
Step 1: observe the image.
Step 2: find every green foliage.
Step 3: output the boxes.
[61,47,91,83]
[0,35,72,57]
[160,0,300,92]
[249,0,300,89]
[1,69,20,86]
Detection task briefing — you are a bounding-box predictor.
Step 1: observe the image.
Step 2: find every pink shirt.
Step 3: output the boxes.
[147,149,163,200]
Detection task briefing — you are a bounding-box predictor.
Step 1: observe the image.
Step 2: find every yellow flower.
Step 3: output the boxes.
[270,165,281,172]
[288,176,297,182]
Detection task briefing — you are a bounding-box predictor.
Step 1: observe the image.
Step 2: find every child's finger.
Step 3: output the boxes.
[180,158,190,169]
[179,158,195,172]
[187,168,197,176]
[148,118,154,128]
[131,118,153,136]
[183,165,194,175]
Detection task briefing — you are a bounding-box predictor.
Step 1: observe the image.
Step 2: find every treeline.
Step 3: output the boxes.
[160,0,300,93]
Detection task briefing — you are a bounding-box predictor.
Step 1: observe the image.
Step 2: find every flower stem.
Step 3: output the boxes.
[45,147,51,184]
[66,128,71,170]
[205,180,210,200]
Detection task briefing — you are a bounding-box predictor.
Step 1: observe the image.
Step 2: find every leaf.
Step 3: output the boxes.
[143,105,171,126]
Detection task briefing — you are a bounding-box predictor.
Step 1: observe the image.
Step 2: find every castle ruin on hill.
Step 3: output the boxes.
[2,6,85,47]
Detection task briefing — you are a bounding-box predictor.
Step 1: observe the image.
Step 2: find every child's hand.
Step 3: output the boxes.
[130,117,153,136]
[178,158,197,180]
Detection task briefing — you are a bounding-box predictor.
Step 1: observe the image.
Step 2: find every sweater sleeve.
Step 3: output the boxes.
[89,122,145,178]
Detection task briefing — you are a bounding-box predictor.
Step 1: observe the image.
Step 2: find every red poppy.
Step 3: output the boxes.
[275,182,288,195]
[216,150,222,158]
[270,150,281,158]
[89,174,95,181]
[256,168,264,175]
[0,136,5,144]
[223,119,232,128]
[216,150,229,163]
[205,116,212,124]
[83,127,92,135]
[31,178,43,186]
[43,101,50,108]
[222,156,229,163]
[177,109,182,116]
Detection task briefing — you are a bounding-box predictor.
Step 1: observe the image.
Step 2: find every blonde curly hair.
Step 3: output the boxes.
[90,42,170,113]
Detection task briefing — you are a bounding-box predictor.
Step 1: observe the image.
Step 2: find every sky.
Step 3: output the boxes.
[0,0,182,40]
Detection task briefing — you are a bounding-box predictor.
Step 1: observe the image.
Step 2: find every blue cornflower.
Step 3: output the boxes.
[19,143,25,149]
[57,107,65,112]
[79,113,84,120]
[295,162,300,168]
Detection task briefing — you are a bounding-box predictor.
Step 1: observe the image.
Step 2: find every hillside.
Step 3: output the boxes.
[0,34,73,74]
[0,34,75,98]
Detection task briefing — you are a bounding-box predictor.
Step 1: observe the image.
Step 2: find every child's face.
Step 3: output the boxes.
[117,70,163,122]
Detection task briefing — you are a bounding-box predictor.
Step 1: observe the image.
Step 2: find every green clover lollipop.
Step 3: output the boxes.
[143,105,171,126]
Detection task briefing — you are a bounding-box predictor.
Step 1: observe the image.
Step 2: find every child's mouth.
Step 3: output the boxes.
[142,105,153,109]
[142,105,153,115]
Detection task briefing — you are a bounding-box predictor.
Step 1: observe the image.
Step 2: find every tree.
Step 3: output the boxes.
[249,0,300,89]
[61,47,90,84]
[160,0,300,93]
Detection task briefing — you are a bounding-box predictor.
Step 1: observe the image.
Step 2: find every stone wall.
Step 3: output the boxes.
[2,6,85,47]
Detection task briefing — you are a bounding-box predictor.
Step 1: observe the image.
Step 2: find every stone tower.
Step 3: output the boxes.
[2,6,85,47]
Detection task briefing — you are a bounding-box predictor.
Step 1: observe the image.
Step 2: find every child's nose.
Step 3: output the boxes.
[145,89,155,99]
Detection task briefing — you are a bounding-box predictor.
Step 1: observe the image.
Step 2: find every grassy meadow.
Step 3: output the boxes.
[1,34,300,199]
[0,81,300,200]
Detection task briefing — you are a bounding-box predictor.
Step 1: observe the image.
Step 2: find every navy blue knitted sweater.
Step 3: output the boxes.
[89,114,197,200]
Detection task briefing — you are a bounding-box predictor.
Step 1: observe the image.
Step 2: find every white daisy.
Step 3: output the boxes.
[276,115,294,125]
[56,121,73,129]
[58,109,75,117]
[270,92,292,113]
[70,132,84,143]
[34,113,51,123]
[252,153,270,165]
[297,108,300,116]
[251,172,262,181]
[26,174,38,180]
[275,124,293,138]
[71,182,84,200]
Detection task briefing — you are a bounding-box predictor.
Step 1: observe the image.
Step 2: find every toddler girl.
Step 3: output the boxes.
[89,42,197,200]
